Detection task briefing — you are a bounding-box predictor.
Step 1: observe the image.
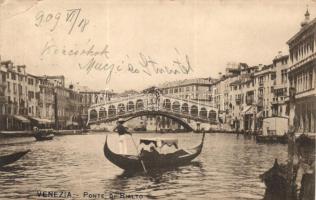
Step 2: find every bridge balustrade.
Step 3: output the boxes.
[87,93,218,126]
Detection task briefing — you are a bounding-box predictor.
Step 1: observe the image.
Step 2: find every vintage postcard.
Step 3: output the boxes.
[0,0,315,200]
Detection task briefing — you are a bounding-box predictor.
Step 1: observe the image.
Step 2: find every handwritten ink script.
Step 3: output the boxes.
[36,8,193,83]
[40,40,193,84]
[35,8,89,34]
[78,52,193,84]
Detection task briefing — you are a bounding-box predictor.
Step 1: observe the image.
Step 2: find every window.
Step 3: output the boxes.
[271,73,276,80]
[11,73,16,80]
[2,73,6,82]
[28,91,34,100]
[7,82,10,92]
[28,78,34,85]
[13,83,17,94]
[309,70,313,89]
[281,69,287,84]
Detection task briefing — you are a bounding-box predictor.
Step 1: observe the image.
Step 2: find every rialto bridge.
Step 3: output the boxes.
[87,92,218,131]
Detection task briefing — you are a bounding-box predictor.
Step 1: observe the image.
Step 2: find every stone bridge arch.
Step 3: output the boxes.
[87,93,219,128]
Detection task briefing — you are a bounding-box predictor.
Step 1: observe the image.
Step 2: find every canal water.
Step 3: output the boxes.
[0,133,288,200]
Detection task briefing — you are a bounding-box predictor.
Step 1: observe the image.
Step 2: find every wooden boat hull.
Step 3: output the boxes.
[0,150,30,167]
[256,135,288,144]
[34,133,54,141]
[103,133,205,171]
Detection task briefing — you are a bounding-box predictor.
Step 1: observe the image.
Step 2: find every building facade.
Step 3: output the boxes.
[271,52,289,117]
[287,10,316,133]
[159,78,217,103]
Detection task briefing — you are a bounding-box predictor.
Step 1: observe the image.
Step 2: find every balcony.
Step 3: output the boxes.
[259,82,264,87]
[272,96,286,105]
[0,96,7,103]
[257,99,263,108]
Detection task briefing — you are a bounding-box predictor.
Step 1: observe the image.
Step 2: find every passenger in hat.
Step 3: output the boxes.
[113,118,131,154]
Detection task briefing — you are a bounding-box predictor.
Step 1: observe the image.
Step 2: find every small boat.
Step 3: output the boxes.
[256,134,288,144]
[34,129,55,141]
[103,132,205,172]
[0,150,30,167]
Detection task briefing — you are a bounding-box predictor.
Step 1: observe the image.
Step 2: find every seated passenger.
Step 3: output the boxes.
[140,146,160,161]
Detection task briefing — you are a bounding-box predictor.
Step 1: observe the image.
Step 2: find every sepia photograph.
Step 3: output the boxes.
[0,0,315,199]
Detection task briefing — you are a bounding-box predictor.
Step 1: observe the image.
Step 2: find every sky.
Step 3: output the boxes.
[0,0,315,92]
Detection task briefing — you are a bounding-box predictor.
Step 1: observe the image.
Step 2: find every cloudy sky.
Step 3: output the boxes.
[0,0,315,92]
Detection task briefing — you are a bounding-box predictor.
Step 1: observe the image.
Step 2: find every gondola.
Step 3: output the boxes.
[0,150,30,167]
[103,132,205,171]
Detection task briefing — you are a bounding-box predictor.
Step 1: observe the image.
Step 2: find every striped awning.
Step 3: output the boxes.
[13,115,30,123]
[28,116,53,124]
[241,106,253,115]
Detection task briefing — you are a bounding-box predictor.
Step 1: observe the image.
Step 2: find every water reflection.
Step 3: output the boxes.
[0,133,287,199]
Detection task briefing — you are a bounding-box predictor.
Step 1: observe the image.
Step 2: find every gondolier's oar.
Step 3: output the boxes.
[129,134,147,174]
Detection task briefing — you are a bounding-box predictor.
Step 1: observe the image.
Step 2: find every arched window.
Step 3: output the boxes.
[181,103,189,114]
[172,101,180,113]
[190,105,198,117]
[117,103,125,115]
[136,99,144,111]
[99,107,107,119]
[127,101,135,112]
[108,105,116,117]
[163,99,171,110]
[90,109,98,120]
[199,107,207,119]
[209,110,217,122]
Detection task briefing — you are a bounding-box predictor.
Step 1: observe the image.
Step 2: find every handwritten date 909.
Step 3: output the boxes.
[35,8,89,34]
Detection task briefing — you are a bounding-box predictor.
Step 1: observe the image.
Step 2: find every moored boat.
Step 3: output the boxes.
[103,132,205,172]
[34,129,55,141]
[256,134,288,144]
[0,150,30,167]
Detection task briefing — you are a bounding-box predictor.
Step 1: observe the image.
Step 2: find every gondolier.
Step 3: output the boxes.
[113,118,131,154]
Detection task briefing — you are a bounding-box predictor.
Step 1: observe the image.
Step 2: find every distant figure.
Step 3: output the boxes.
[33,126,40,135]
[33,126,39,132]
[113,118,131,154]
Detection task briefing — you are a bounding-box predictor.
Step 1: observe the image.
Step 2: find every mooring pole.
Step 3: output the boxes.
[287,87,296,200]
[54,88,59,130]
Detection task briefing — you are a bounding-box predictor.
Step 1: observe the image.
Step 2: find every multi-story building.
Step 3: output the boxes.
[152,78,216,131]
[0,61,31,130]
[254,64,276,119]
[26,73,40,117]
[79,87,113,126]
[271,52,289,117]
[0,63,7,130]
[287,10,316,133]
[159,78,217,103]
[44,75,65,87]
[37,76,55,120]
[54,85,77,129]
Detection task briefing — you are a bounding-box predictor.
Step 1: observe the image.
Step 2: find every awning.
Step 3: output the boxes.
[256,111,263,118]
[66,121,79,126]
[241,106,253,115]
[13,115,30,123]
[140,138,179,149]
[29,116,53,124]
